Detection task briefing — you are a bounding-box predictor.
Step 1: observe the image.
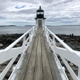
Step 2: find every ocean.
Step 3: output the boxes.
[0,25,80,36]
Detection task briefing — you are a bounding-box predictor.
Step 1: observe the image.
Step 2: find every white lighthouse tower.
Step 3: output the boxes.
[35,6,46,28]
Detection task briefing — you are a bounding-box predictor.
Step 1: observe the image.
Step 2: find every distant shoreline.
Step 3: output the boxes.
[0,25,34,27]
[0,26,80,35]
[0,25,80,27]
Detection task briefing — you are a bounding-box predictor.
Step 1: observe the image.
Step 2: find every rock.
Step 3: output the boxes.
[5,71,11,79]
[0,43,3,47]
[69,63,74,66]
[56,42,64,48]
[49,34,53,39]
[6,38,13,44]
[15,44,21,47]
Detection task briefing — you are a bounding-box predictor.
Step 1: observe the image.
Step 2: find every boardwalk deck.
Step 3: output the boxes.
[15,26,62,80]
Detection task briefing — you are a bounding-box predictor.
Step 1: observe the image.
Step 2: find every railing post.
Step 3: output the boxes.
[78,67,80,79]
[46,31,49,43]
[23,36,25,47]
[53,36,56,47]
[33,26,36,37]
[29,30,33,43]
[52,36,57,59]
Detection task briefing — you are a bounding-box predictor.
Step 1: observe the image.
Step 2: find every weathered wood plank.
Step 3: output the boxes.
[41,32,53,80]
[15,37,35,80]
[34,31,43,80]
[23,35,38,80]
[44,34,62,80]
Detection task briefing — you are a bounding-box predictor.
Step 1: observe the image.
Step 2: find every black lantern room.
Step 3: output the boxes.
[35,6,46,19]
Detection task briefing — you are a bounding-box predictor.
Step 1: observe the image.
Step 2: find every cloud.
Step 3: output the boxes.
[15,5,26,9]
[0,0,80,25]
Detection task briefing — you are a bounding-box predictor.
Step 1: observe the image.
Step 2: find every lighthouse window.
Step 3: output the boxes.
[37,12,43,14]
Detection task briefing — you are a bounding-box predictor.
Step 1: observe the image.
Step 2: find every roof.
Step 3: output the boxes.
[37,6,44,12]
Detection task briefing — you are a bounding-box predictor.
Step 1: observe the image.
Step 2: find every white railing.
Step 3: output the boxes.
[0,25,80,80]
[44,26,80,80]
[0,26,37,80]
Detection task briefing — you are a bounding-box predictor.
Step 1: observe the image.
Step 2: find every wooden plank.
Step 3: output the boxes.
[16,26,62,80]
[23,35,38,80]
[15,37,35,80]
[26,36,36,54]
[44,35,62,80]
[41,32,53,80]
[34,30,43,80]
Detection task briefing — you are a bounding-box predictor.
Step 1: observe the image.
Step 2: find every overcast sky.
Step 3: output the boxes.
[0,0,80,26]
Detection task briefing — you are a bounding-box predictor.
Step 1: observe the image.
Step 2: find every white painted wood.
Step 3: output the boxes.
[61,57,79,80]
[0,26,36,80]
[0,25,80,80]
[78,67,80,80]
[44,26,80,80]
[0,56,18,80]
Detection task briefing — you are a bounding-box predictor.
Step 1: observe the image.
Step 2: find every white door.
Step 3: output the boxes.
[38,20,42,27]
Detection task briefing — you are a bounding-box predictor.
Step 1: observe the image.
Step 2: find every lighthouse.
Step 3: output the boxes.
[35,6,46,28]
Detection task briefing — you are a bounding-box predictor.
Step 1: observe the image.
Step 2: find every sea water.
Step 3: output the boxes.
[0,26,80,36]
[48,26,80,35]
[0,26,32,34]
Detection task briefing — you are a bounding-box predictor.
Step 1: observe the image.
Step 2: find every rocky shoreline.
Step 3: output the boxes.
[0,34,23,80]
[0,33,80,50]
[0,34,22,49]
[57,34,80,51]
[0,34,80,80]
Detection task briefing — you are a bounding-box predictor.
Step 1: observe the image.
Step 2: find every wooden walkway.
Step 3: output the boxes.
[15,27,62,80]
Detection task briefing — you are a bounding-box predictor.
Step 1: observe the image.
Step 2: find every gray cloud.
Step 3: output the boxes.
[17,8,36,14]
[12,0,37,4]
[42,0,53,3]
[0,0,80,25]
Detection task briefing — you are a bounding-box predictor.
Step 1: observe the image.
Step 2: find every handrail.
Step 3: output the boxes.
[0,26,37,80]
[5,26,34,51]
[0,25,80,80]
[44,26,80,80]
[45,26,75,52]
